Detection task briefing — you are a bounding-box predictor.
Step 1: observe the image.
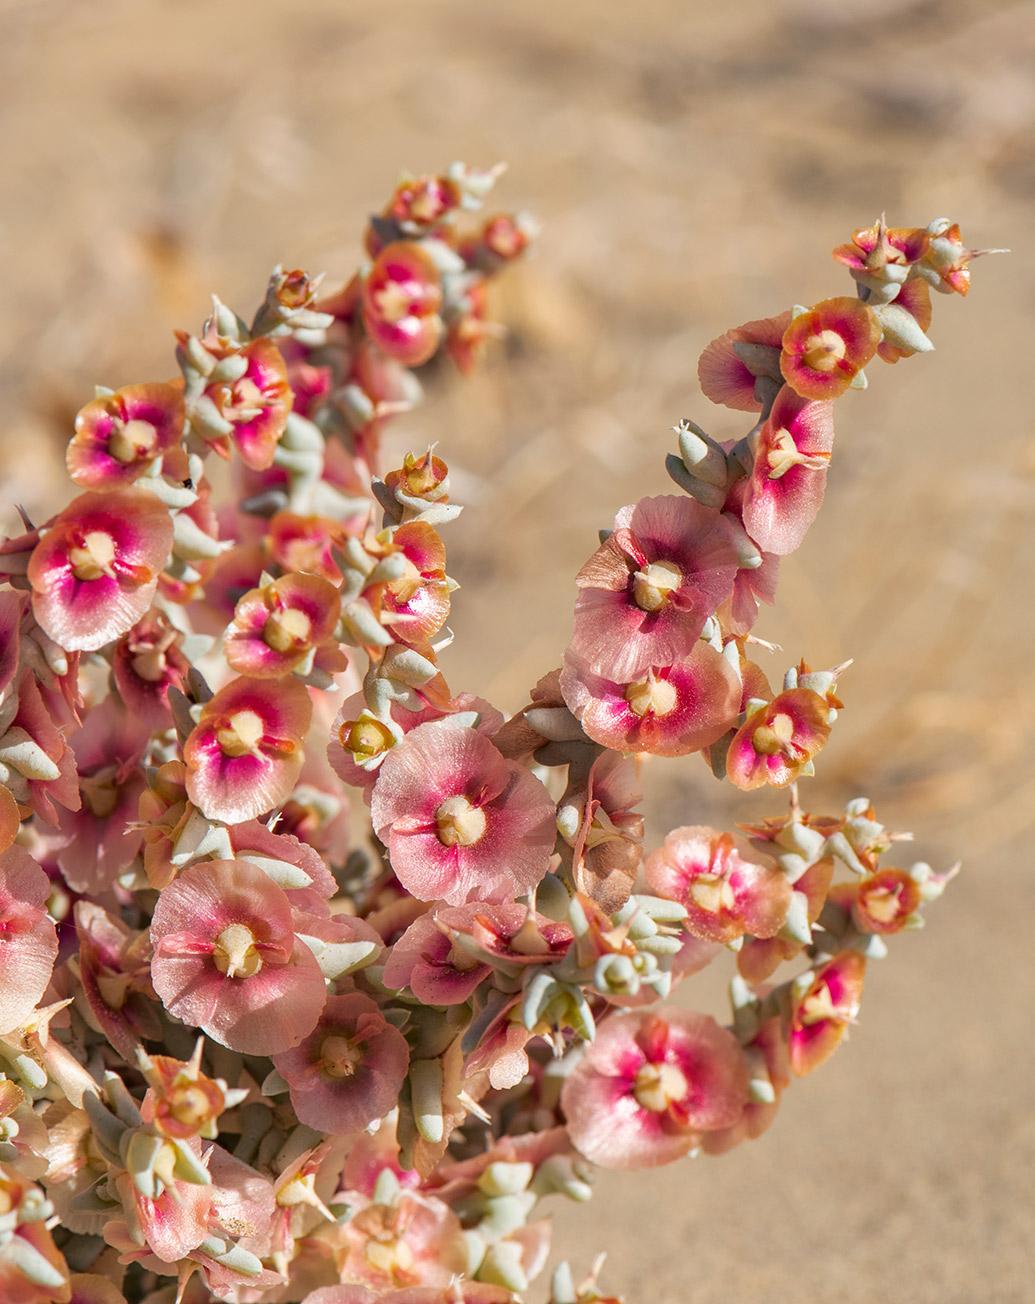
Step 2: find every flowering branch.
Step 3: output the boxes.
[0,169,996,1304]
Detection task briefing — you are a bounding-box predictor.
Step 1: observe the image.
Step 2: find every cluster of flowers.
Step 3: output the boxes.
[0,167,992,1304]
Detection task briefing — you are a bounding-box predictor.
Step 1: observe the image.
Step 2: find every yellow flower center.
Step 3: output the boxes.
[435,795,487,847]
[318,1034,362,1080]
[632,1061,689,1112]
[625,671,678,719]
[631,559,682,613]
[373,280,413,324]
[212,923,263,978]
[168,1081,220,1129]
[801,329,848,373]
[343,716,395,762]
[216,709,265,757]
[751,711,796,756]
[108,418,158,464]
[688,873,737,915]
[263,605,312,653]
[68,529,117,581]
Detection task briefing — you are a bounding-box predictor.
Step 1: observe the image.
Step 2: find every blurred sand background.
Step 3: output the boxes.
[2,0,1034,1299]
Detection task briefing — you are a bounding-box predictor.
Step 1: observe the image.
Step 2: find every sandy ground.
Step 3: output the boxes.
[1,0,1034,1299]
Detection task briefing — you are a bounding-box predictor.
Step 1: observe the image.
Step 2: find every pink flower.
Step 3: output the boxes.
[27,488,173,652]
[789,951,866,1077]
[780,296,881,401]
[272,992,410,1134]
[4,672,81,823]
[697,310,791,411]
[0,847,58,1036]
[740,387,835,556]
[560,643,741,757]
[561,1008,749,1169]
[559,751,644,915]
[66,381,185,489]
[223,571,341,678]
[374,522,451,646]
[362,242,444,367]
[726,687,834,790]
[188,336,293,470]
[645,825,792,945]
[716,548,780,636]
[111,608,190,729]
[828,867,923,936]
[329,690,503,799]
[381,908,491,1005]
[75,901,160,1061]
[370,720,556,906]
[53,700,149,894]
[184,675,312,824]
[569,495,740,681]
[149,858,326,1055]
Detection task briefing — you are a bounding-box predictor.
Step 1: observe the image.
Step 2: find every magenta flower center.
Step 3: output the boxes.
[317,1033,363,1080]
[625,671,677,719]
[212,923,263,978]
[434,795,487,847]
[801,329,847,373]
[215,709,265,758]
[68,529,117,581]
[751,711,796,756]
[632,1060,689,1112]
[109,417,159,464]
[263,606,312,653]
[630,559,683,613]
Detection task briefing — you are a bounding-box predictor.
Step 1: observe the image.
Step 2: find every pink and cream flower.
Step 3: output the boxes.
[53,700,149,895]
[272,992,410,1134]
[831,222,929,278]
[330,691,503,801]
[779,296,881,401]
[183,675,312,824]
[149,858,326,1055]
[384,902,573,1003]
[697,310,791,411]
[374,522,452,646]
[726,688,834,791]
[789,951,866,1077]
[192,337,293,470]
[111,608,190,729]
[362,241,444,367]
[0,844,59,1036]
[74,901,160,1062]
[740,387,835,556]
[828,867,923,936]
[223,571,341,678]
[559,751,644,915]
[569,495,740,681]
[27,488,173,652]
[645,825,792,946]
[370,720,556,906]
[66,381,185,489]
[560,1008,749,1169]
[560,643,741,758]
[381,907,491,1005]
